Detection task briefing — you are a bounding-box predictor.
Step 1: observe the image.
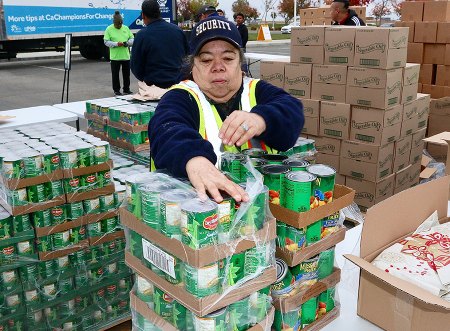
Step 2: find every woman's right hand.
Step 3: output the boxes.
[186,156,249,203]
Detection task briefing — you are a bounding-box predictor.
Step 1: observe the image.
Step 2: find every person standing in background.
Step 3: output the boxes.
[234,13,248,52]
[330,0,366,26]
[104,11,134,95]
[217,8,225,17]
[131,0,189,89]
[195,5,218,22]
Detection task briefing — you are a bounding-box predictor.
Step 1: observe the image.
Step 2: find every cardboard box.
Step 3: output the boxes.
[313,136,341,156]
[394,21,414,43]
[339,157,393,182]
[335,173,346,185]
[413,22,437,43]
[284,63,312,98]
[0,193,65,217]
[260,60,288,88]
[436,65,450,87]
[423,132,450,176]
[340,140,395,165]
[430,96,450,116]
[319,101,351,140]
[408,161,421,187]
[291,26,325,46]
[419,63,434,85]
[302,116,319,136]
[409,144,423,165]
[315,153,340,172]
[436,22,450,44]
[345,174,395,210]
[400,116,420,137]
[311,82,346,103]
[412,127,427,148]
[324,27,355,65]
[345,177,450,331]
[350,112,402,146]
[401,1,424,22]
[354,27,408,70]
[302,99,320,118]
[446,44,450,65]
[427,114,450,137]
[427,142,448,163]
[393,135,413,172]
[401,82,418,104]
[423,0,450,22]
[407,42,424,64]
[0,169,64,190]
[421,84,450,99]
[346,85,402,109]
[423,44,446,65]
[403,63,420,86]
[291,45,324,64]
[312,64,347,85]
[347,67,403,90]
[352,104,403,129]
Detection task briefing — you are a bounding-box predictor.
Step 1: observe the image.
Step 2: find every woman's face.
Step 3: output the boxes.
[192,40,242,103]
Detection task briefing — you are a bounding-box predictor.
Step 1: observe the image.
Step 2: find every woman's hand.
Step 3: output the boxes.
[218,111,266,147]
[186,156,249,203]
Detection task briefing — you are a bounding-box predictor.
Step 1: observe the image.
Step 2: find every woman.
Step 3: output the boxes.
[149,16,304,203]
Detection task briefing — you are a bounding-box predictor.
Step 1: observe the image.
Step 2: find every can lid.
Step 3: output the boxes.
[93,141,109,147]
[205,306,227,317]
[275,258,288,282]
[307,164,336,177]
[260,164,290,175]
[140,181,177,193]
[242,148,267,158]
[283,159,310,168]
[261,154,289,162]
[247,157,268,168]
[160,189,196,203]
[221,152,245,161]
[285,171,316,183]
[181,197,217,213]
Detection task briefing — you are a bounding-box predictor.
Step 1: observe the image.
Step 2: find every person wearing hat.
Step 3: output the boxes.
[196,4,218,22]
[131,0,188,88]
[149,16,304,203]
[330,0,365,26]
[104,11,134,95]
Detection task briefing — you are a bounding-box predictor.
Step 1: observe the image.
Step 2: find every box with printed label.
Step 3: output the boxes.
[347,67,403,90]
[291,26,325,46]
[436,65,450,87]
[315,153,340,172]
[419,64,433,85]
[394,164,411,189]
[430,96,450,116]
[436,22,450,44]
[340,140,394,165]
[413,22,437,43]
[393,135,413,172]
[401,83,418,104]
[422,85,450,99]
[407,42,423,64]
[345,174,395,211]
[412,127,426,149]
[423,1,450,22]
[302,117,319,136]
[402,93,429,121]
[312,64,347,85]
[319,101,351,140]
[302,98,320,118]
[311,82,346,103]
[423,44,446,65]
[403,63,420,86]
[313,136,342,156]
[400,116,420,138]
[284,63,312,98]
[324,27,355,65]
[260,60,289,89]
[339,156,393,182]
[346,83,402,109]
[394,21,414,43]
[290,45,324,64]
[354,27,408,69]
[409,144,423,165]
[350,106,402,145]
[400,1,423,21]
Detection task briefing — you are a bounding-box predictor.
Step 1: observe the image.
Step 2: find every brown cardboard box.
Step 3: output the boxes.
[419,63,434,85]
[427,143,448,163]
[339,157,393,182]
[401,83,418,104]
[410,144,424,165]
[401,1,424,22]
[403,96,421,121]
[291,26,325,46]
[347,67,403,89]
[403,63,420,86]
[290,45,324,64]
[417,96,430,130]
[350,107,402,145]
[408,161,421,187]
[319,101,351,140]
[446,44,450,65]
[311,82,346,103]
[354,104,403,128]
[346,85,402,109]
[345,174,395,210]
[400,116,420,137]
[302,116,319,135]
[428,114,450,137]
[407,42,424,64]
[436,22,450,44]
[423,0,450,22]
[340,140,394,165]
[423,44,446,65]
[313,136,342,156]
[394,164,412,189]
[315,152,340,172]
[413,22,437,43]
[393,135,413,172]
[302,98,320,118]
[336,173,346,185]
[284,63,312,98]
[312,64,347,85]
[324,26,355,66]
[436,65,450,86]
[421,84,450,99]
[412,127,427,148]
[423,132,450,174]
[394,21,415,43]
[430,96,450,116]
[260,60,289,88]
[345,177,450,331]
[354,27,408,70]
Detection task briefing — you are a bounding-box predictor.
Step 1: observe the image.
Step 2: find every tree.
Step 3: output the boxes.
[232,0,259,20]
[278,0,312,24]
[261,0,278,22]
[371,0,391,26]
[178,0,192,22]
[324,0,372,5]
[390,0,402,18]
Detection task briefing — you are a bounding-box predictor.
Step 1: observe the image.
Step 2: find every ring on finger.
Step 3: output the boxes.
[241,122,249,132]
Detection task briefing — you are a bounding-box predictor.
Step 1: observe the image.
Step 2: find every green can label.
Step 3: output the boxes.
[67,202,84,219]
[64,177,81,193]
[52,230,70,249]
[39,260,56,278]
[71,225,87,243]
[46,180,64,198]
[194,307,228,330]
[291,255,319,287]
[224,252,245,288]
[22,153,43,177]
[173,300,187,330]
[100,193,115,212]
[271,258,295,296]
[306,220,322,245]
[281,171,316,212]
[218,196,235,244]
[261,164,290,204]
[284,225,306,252]
[244,244,270,277]
[2,158,24,179]
[17,240,34,255]
[42,150,60,173]
[50,205,66,224]
[0,213,12,240]
[59,150,78,169]
[81,173,98,191]
[318,248,335,280]
[97,170,112,188]
[301,297,318,328]
[307,164,336,208]
[318,287,335,315]
[153,288,174,322]
[33,209,52,228]
[27,184,47,203]
[77,146,94,167]
[101,217,118,233]
[273,308,301,331]
[184,262,219,297]
[13,213,32,233]
[83,197,101,214]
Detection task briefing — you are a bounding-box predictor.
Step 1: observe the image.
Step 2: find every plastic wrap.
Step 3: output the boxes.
[420,149,447,184]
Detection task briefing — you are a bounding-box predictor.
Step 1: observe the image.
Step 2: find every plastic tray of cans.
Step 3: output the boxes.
[130,274,275,331]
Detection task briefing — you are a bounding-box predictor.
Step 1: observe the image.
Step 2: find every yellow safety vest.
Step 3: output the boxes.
[151,77,275,171]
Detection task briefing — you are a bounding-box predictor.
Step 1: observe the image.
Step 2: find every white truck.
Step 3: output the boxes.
[0,0,177,59]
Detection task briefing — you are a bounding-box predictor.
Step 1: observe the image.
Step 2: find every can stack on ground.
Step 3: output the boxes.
[85,97,156,153]
[0,124,132,330]
[120,171,278,330]
[299,6,366,26]
[260,25,431,211]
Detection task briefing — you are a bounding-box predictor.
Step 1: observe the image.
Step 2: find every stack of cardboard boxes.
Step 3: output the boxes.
[299,6,366,26]
[260,25,431,211]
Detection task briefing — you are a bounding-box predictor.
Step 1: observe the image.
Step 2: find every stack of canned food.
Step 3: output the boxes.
[108,103,155,127]
[133,275,273,331]
[85,98,129,118]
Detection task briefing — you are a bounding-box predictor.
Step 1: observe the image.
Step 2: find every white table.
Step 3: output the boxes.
[53,101,87,119]
[0,105,78,129]
[245,52,290,78]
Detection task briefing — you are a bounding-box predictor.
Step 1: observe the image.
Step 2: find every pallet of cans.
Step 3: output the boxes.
[130,274,275,331]
[120,171,277,316]
[85,97,130,124]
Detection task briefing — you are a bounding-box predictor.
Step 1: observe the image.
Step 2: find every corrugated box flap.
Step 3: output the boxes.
[361,176,450,258]
[344,254,450,309]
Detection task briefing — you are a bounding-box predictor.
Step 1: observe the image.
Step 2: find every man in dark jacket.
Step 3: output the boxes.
[131,0,189,88]
[330,0,366,26]
[234,12,248,52]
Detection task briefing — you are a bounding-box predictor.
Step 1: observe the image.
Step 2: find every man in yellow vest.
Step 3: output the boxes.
[149,16,304,203]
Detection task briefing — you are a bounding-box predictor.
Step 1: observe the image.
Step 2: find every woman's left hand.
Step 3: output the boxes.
[218,111,266,147]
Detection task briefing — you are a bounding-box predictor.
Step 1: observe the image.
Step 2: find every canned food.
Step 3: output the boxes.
[165,257,184,286]
[39,259,56,278]
[1,269,19,289]
[220,152,245,182]
[0,212,12,240]
[321,211,340,239]
[103,240,117,256]
[33,209,52,228]
[41,149,60,173]
[172,300,187,330]
[58,276,74,295]
[101,217,118,234]
[59,298,76,316]
[0,244,15,262]
[283,159,310,171]
[223,252,245,289]
[74,272,89,288]
[129,230,143,260]
[42,282,58,301]
[119,276,132,294]
[136,275,154,302]
[273,307,301,331]
[290,255,319,287]
[318,287,335,315]
[284,225,306,252]
[64,176,82,194]
[66,202,84,219]
[27,183,47,203]
[6,293,22,311]
[306,220,322,245]
[161,189,196,240]
[261,154,289,165]
[244,243,271,277]
[20,150,43,177]
[140,181,177,230]
[184,262,219,297]
[77,143,95,167]
[229,297,250,330]
[280,171,316,213]
[56,255,71,271]
[217,193,235,244]
[26,310,44,326]
[181,198,219,249]
[52,230,71,249]
[50,205,66,224]
[7,188,28,206]
[97,170,112,188]
[19,263,39,283]
[193,307,228,330]
[46,180,64,198]
[59,147,78,169]
[115,185,126,207]
[100,193,115,212]
[80,173,98,191]
[105,284,118,300]
[249,287,271,324]
[83,197,101,214]
[2,155,24,179]
[17,239,34,256]
[234,184,267,236]
[261,164,290,204]
[307,164,336,208]
[271,258,295,297]
[153,287,174,322]
[242,148,267,158]
[93,141,110,164]
[301,297,318,328]
[318,247,335,280]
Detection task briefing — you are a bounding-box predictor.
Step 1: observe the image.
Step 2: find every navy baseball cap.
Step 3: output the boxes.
[190,16,243,55]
